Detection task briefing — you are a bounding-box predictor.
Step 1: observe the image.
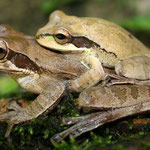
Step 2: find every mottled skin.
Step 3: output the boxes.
[78,85,150,109]
[0,24,150,142]
[36,10,150,83]
[52,84,150,142]
[0,24,88,136]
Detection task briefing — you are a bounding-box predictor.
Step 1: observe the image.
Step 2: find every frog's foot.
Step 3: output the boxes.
[107,77,135,86]
[104,73,135,86]
[0,101,29,137]
[62,116,85,125]
[51,101,150,143]
[52,111,117,143]
[108,76,150,86]
[62,112,105,125]
[7,100,23,111]
[105,72,150,86]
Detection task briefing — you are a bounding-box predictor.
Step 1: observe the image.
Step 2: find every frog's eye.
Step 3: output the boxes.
[54,29,71,44]
[0,40,8,60]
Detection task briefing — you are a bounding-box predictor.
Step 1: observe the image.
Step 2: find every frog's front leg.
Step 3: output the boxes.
[0,81,65,137]
[67,55,106,92]
[115,56,150,80]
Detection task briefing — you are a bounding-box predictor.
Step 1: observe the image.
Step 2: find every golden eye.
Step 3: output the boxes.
[54,28,71,44]
[0,40,8,60]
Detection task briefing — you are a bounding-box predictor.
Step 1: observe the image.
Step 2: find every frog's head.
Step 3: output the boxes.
[36,10,96,52]
[0,25,39,76]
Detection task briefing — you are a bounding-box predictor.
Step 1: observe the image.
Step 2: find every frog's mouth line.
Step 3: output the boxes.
[37,33,117,58]
[0,69,30,74]
[0,68,23,73]
[37,33,94,49]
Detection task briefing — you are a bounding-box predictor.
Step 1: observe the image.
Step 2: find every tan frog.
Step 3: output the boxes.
[52,84,150,142]
[0,24,150,142]
[0,24,89,137]
[36,10,150,85]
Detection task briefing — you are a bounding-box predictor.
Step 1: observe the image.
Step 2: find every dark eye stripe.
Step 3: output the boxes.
[71,36,117,57]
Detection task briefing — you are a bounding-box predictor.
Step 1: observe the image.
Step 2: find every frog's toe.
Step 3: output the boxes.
[62,116,88,125]
[7,100,22,111]
[0,111,19,137]
[0,110,19,121]
[62,117,79,125]
[0,106,28,137]
[4,121,15,138]
[0,100,27,123]
[0,100,23,121]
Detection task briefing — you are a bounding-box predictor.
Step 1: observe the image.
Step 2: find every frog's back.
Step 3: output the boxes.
[60,13,150,67]
[37,10,150,67]
[82,17,150,58]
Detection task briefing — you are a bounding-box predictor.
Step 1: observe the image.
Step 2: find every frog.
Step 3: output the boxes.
[0,24,128,138]
[36,10,150,88]
[51,84,150,142]
[0,24,149,141]
[0,24,90,137]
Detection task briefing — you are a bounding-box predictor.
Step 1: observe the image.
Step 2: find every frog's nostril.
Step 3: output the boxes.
[36,33,51,39]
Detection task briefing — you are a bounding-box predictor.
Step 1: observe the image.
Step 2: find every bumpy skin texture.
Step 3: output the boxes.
[52,84,150,142]
[77,84,150,109]
[0,23,150,141]
[115,56,150,80]
[36,10,150,80]
[0,24,88,136]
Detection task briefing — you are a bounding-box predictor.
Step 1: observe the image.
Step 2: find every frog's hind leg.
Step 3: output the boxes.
[52,112,104,143]
[51,101,150,143]
[62,112,105,125]
[106,72,150,86]
[108,78,150,86]
[107,55,150,86]
[115,56,150,80]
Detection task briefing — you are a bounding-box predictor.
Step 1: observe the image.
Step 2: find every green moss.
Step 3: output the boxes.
[52,132,118,150]
[1,76,150,149]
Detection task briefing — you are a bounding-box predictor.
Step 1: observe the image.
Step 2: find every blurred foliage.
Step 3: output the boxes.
[41,0,80,14]
[0,75,19,98]
[39,0,150,31]
[120,16,150,31]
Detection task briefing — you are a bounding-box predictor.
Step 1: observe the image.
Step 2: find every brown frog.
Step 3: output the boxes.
[36,10,150,87]
[0,24,150,143]
[52,84,150,142]
[0,24,89,137]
